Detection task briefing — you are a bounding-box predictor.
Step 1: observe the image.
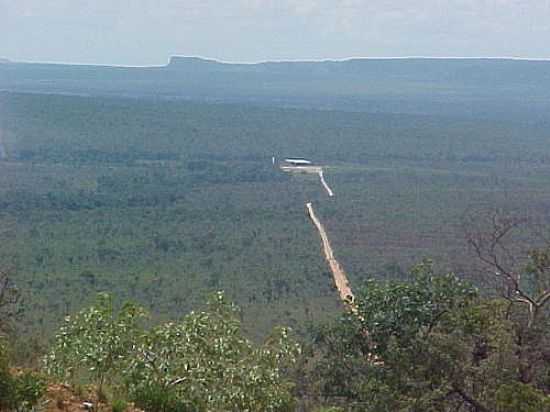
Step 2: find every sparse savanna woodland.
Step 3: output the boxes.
[1,57,550,410]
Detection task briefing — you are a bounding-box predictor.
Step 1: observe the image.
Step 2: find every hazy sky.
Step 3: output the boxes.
[1,0,550,66]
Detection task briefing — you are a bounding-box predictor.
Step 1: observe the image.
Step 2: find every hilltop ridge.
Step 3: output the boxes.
[166,55,550,76]
[2,56,550,119]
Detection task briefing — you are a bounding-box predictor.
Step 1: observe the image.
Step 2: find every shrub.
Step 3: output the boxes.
[111,398,129,412]
[130,383,185,412]
[496,383,550,412]
[0,341,46,411]
[126,292,300,411]
[44,292,299,411]
[43,293,147,396]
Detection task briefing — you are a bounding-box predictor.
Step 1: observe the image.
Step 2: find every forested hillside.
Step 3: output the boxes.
[2,91,550,343]
[2,57,550,118]
[1,54,550,409]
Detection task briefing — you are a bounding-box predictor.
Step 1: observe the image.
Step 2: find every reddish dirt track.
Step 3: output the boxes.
[306,202,354,304]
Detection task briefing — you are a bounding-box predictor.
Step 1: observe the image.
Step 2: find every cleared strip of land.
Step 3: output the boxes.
[280,165,334,197]
[306,202,354,304]
[318,170,334,197]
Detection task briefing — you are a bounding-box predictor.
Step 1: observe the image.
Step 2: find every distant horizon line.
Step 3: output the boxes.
[4,54,550,68]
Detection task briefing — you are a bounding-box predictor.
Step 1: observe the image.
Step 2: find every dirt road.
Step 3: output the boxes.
[306,202,354,304]
[280,165,334,197]
[318,170,334,197]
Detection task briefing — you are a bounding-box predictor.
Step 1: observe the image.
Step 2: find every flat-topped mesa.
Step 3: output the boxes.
[165,56,364,77]
[165,56,260,74]
[165,55,550,77]
[165,55,384,76]
[167,56,226,69]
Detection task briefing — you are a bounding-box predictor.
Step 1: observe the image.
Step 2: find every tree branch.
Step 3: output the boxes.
[454,388,490,412]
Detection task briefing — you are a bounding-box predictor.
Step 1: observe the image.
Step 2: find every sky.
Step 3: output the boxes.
[1,0,550,66]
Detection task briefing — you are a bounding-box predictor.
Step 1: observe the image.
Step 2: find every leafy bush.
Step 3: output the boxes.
[0,355,14,411]
[44,292,300,411]
[496,383,550,412]
[126,292,300,412]
[311,261,522,411]
[129,383,186,412]
[12,371,47,411]
[111,398,129,412]
[0,341,46,411]
[43,293,147,396]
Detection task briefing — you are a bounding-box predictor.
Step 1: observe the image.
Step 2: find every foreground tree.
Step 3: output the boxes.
[466,212,550,329]
[126,292,300,412]
[311,260,550,411]
[0,341,46,412]
[466,211,550,387]
[45,292,300,411]
[0,268,21,336]
[0,268,45,411]
[44,292,147,399]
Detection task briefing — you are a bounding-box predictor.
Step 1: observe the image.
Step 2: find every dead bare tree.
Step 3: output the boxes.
[466,211,550,328]
[0,267,21,336]
[465,210,550,383]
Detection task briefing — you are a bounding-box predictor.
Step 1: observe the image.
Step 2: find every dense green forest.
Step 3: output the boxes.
[2,91,550,340]
[1,80,550,409]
